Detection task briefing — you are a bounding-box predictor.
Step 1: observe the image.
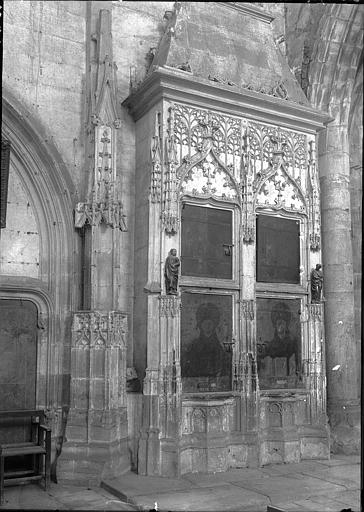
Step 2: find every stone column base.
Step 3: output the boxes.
[57,439,131,486]
[328,399,361,454]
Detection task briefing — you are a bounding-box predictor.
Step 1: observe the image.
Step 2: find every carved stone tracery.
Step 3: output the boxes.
[72,311,128,349]
[170,103,317,240]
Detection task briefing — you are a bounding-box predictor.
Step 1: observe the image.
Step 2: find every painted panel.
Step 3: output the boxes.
[256,298,303,389]
[181,292,232,392]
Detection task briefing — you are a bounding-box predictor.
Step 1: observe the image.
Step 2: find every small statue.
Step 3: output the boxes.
[311,264,323,303]
[164,248,180,295]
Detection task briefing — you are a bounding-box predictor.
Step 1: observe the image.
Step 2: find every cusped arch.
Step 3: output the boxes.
[178,149,241,204]
[254,164,307,214]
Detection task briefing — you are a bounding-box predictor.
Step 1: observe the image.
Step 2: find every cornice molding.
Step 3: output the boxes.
[123,66,332,133]
[217,2,275,24]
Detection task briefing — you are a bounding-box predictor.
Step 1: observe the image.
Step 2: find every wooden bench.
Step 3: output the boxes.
[0,410,51,505]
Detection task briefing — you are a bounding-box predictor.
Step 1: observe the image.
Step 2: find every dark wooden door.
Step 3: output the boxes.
[181,204,232,279]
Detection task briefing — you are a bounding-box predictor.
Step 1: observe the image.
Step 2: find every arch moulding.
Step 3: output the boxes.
[1,89,78,468]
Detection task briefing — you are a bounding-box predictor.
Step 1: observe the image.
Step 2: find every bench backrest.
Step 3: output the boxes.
[0,410,45,445]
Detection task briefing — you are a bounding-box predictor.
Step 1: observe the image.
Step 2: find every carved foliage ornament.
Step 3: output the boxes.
[72,311,128,349]
[206,75,290,101]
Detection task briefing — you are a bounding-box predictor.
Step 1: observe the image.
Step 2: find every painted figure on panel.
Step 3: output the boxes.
[257,300,300,387]
[268,302,297,366]
[310,264,323,303]
[181,303,231,379]
[164,248,180,295]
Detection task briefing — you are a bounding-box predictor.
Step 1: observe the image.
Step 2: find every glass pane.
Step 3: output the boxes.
[181,204,232,279]
[256,298,303,389]
[256,215,300,283]
[181,292,232,392]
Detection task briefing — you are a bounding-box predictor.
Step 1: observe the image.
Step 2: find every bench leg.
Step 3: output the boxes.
[0,453,4,506]
[44,432,51,491]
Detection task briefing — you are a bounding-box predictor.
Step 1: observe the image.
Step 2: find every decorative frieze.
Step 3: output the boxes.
[240,80,290,101]
[72,311,128,349]
[74,200,127,231]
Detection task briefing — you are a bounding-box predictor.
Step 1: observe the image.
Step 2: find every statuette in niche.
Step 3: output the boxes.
[164,248,180,295]
[311,264,323,303]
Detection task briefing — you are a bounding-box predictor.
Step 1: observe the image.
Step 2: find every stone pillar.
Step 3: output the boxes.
[58,311,129,485]
[318,122,360,453]
[57,7,130,483]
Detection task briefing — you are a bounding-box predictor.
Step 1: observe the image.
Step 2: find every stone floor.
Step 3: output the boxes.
[103,454,361,512]
[0,482,137,510]
[0,455,360,511]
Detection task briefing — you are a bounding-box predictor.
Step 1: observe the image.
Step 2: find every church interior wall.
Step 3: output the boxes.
[1,0,361,485]
[0,161,40,278]
[2,1,87,193]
